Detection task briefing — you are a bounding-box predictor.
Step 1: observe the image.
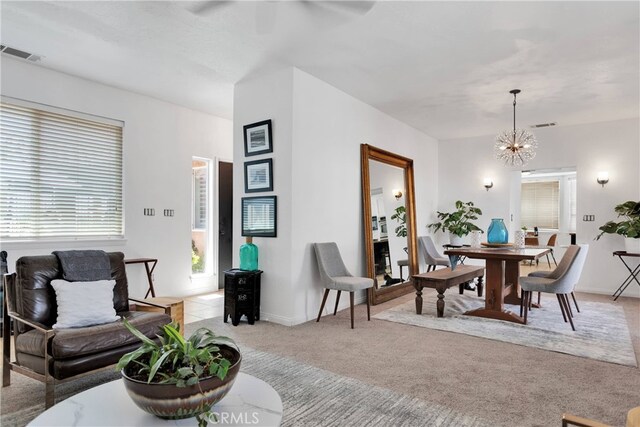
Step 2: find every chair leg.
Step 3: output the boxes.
[523,291,529,324]
[551,250,558,267]
[366,290,371,321]
[564,294,573,318]
[520,292,524,317]
[557,294,568,323]
[571,292,580,313]
[349,292,355,329]
[45,378,55,409]
[333,290,342,315]
[561,294,576,331]
[546,253,551,268]
[316,289,330,322]
[537,291,541,306]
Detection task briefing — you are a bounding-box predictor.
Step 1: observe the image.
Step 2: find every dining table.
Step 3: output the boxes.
[444,246,551,324]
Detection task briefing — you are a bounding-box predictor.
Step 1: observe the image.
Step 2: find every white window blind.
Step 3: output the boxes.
[521,181,560,230]
[0,99,123,240]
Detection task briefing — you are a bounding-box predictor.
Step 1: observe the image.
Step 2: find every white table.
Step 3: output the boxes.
[28,373,283,426]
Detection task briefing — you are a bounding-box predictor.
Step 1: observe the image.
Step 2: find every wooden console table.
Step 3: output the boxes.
[612,251,640,301]
[124,258,157,298]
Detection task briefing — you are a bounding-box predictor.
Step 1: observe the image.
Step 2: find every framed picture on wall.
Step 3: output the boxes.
[244,159,273,193]
[244,119,272,157]
[241,196,277,237]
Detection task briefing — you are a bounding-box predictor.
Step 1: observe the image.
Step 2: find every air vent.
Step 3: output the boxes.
[531,122,557,128]
[0,44,42,62]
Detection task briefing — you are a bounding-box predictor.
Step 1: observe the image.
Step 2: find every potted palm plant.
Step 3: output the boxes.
[427,200,483,246]
[596,200,640,253]
[116,320,241,426]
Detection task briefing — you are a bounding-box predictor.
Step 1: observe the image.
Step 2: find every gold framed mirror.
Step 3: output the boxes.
[361,144,418,305]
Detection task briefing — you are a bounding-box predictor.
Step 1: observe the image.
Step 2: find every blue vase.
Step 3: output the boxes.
[239,237,259,271]
[487,218,508,244]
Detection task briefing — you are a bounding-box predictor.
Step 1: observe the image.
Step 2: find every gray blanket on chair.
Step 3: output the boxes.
[52,250,112,281]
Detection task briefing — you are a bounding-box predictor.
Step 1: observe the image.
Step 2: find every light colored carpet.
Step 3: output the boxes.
[1,336,489,427]
[373,292,637,367]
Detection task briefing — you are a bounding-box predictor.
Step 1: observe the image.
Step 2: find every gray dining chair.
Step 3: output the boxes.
[313,242,373,329]
[419,236,450,272]
[519,244,589,331]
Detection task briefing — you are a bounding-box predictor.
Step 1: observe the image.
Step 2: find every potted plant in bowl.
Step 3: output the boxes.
[116,320,241,426]
[427,200,483,246]
[596,200,640,253]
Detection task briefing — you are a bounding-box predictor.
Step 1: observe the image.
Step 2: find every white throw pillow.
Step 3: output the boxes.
[50,279,120,329]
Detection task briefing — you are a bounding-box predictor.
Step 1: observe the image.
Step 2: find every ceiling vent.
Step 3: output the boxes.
[0,44,42,62]
[530,122,557,128]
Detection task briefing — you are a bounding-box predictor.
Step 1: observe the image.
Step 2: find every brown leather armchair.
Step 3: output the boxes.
[2,252,171,408]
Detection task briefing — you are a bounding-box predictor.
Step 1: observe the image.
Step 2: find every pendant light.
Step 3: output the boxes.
[494,89,538,167]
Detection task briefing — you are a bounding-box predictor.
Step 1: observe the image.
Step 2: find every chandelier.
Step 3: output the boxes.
[494,89,537,167]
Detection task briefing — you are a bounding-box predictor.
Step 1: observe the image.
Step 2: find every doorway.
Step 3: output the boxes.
[218,161,233,288]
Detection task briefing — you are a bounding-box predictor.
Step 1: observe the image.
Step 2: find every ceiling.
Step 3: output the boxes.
[1,1,638,140]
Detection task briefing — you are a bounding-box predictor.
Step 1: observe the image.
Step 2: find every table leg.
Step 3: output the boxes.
[612,256,640,301]
[415,285,423,315]
[143,260,157,298]
[464,259,524,324]
[436,285,446,317]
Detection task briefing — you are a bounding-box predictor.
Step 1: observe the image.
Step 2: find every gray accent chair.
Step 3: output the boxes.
[313,243,373,329]
[419,236,450,272]
[519,244,589,331]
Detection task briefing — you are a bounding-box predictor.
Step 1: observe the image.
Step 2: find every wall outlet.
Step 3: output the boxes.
[582,214,595,221]
[163,209,174,217]
[143,208,155,216]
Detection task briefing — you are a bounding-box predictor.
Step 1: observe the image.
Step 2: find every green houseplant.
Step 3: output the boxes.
[596,200,640,253]
[390,205,407,238]
[116,320,241,426]
[427,200,483,246]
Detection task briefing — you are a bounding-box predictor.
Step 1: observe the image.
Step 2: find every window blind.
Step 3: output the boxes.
[0,100,123,240]
[521,181,559,230]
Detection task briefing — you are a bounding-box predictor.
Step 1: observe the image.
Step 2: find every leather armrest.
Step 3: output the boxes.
[7,311,55,335]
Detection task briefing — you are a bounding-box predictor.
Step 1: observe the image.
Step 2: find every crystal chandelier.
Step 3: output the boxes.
[494,89,537,167]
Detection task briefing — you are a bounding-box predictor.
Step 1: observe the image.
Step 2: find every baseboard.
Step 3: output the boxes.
[576,286,639,299]
[261,294,369,326]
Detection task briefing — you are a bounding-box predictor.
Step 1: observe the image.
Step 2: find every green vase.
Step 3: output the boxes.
[240,237,258,271]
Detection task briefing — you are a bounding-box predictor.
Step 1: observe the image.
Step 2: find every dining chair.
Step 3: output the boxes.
[526,233,557,267]
[418,236,450,272]
[519,244,589,331]
[313,242,373,329]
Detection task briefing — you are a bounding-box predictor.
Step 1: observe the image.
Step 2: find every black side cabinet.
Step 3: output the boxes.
[223,269,262,326]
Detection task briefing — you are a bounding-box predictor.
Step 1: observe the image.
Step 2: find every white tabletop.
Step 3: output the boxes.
[28,373,283,427]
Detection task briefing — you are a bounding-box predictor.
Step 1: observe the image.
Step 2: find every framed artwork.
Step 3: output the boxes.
[244,119,273,157]
[241,196,277,237]
[244,159,273,193]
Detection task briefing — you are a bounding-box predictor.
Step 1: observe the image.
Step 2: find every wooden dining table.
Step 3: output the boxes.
[444,246,551,324]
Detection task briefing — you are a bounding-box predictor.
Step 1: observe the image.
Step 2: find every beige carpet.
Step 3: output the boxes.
[200,290,639,427]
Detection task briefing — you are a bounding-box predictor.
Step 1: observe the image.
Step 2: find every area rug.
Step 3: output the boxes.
[373,292,637,367]
[1,341,491,427]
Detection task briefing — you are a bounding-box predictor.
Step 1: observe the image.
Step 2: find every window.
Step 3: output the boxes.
[191,158,211,275]
[521,181,560,230]
[0,98,123,240]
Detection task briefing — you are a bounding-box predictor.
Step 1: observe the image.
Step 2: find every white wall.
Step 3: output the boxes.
[438,118,640,297]
[0,57,233,298]
[233,67,439,325]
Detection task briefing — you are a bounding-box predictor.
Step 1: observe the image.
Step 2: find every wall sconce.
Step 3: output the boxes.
[483,178,494,191]
[596,171,609,188]
[393,189,403,200]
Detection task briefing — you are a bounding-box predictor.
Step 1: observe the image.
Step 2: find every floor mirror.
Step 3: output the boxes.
[361,144,418,305]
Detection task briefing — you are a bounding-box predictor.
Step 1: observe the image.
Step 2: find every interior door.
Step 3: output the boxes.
[218,161,233,288]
